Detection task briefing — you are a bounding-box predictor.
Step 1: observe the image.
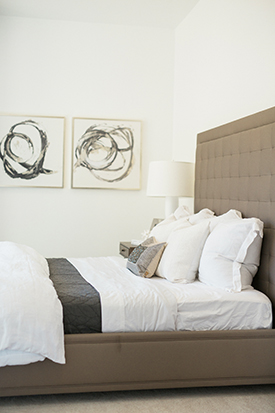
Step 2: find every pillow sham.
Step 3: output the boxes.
[156,220,210,283]
[198,217,264,292]
[126,236,166,278]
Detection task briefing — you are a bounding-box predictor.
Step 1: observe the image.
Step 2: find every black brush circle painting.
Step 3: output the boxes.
[72,119,141,189]
[0,115,64,188]
[0,120,54,180]
[74,124,133,183]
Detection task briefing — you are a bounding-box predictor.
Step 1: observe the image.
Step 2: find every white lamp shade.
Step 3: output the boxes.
[146,161,194,197]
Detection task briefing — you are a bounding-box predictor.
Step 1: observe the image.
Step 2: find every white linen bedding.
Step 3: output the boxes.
[171,280,272,330]
[1,245,272,369]
[69,256,177,332]
[69,256,272,332]
[0,242,65,367]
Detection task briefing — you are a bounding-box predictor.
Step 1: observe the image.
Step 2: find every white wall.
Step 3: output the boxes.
[0,16,175,257]
[173,0,275,163]
[2,0,275,258]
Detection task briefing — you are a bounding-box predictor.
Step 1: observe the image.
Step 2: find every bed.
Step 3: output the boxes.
[1,106,275,397]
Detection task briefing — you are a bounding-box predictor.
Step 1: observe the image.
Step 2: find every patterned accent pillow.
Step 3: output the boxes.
[126,236,166,278]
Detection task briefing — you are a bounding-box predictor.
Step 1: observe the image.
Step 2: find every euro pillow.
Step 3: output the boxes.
[156,220,210,283]
[198,218,264,292]
[126,237,166,278]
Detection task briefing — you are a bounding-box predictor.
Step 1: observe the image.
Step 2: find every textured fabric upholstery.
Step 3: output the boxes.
[195,106,275,310]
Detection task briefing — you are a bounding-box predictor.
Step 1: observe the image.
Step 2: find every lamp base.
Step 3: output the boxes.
[165,196,179,218]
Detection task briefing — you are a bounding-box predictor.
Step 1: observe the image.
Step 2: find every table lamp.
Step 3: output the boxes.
[147,161,194,217]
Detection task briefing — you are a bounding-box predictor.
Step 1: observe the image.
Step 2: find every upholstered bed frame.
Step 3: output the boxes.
[1,106,275,397]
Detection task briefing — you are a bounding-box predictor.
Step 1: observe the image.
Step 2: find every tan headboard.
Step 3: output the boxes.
[195,106,275,311]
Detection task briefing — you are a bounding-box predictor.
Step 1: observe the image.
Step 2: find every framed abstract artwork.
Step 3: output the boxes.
[0,114,65,187]
[72,118,141,189]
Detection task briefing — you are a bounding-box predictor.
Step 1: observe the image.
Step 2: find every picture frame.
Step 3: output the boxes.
[0,114,65,188]
[72,118,141,189]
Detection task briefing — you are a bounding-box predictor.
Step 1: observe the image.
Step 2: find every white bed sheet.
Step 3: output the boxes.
[69,256,177,333]
[167,279,272,330]
[69,256,272,332]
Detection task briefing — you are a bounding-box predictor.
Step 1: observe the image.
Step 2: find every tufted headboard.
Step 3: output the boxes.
[195,106,275,314]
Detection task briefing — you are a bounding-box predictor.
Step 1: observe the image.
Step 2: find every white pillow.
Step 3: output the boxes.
[198,218,264,292]
[156,220,210,283]
[187,208,214,225]
[209,209,242,232]
[150,208,214,243]
[150,208,191,243]
[173,205,191,220]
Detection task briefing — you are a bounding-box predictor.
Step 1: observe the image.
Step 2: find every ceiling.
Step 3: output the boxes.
[0,0,199,29]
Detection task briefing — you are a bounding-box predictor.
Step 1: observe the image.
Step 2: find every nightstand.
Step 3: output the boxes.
[119,242,135,258]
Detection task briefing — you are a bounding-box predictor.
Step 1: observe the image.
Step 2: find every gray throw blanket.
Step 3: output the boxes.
[47,258,101,334]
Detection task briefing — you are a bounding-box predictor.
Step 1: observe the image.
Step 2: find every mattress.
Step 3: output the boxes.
[69,256,272,332]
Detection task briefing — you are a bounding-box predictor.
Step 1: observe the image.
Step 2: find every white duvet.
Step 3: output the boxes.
[0,242,65,367]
